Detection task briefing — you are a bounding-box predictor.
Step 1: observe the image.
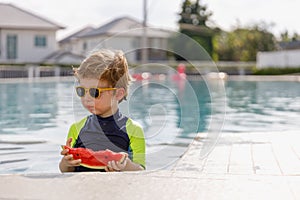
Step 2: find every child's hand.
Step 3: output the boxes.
[60,152,81,167]
[105,158,128,172]
[59,138,81,172]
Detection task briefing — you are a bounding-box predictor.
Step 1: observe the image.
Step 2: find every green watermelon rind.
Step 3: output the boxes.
[80,162,106,169]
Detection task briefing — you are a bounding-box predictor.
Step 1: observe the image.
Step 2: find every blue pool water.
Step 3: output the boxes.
[0,77,299,174]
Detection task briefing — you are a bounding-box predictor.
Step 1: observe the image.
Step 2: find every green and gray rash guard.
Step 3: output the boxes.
[67,110,145,172]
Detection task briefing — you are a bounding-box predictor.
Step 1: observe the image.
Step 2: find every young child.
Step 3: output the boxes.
[59,49,145,172]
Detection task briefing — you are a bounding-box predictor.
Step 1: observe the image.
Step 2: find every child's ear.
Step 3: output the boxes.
[115,88,125,101]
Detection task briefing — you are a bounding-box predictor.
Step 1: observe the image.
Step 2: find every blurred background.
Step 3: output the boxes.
[0,0,300,75]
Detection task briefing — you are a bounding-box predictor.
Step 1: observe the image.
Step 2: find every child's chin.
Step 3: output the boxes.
[86,108,97,115]
[90,110,99,115]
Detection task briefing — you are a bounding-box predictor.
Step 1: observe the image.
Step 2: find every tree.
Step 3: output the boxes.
[280,30,300,42]
[280,30,290,42]
[172,0,216,60]
[179,0,211,26]
[213,24,277,61]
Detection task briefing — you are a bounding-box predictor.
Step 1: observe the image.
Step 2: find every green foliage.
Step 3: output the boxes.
[280,30,300,42]
[253,67,300,75]
[179,0,212,26]
[175,0,215,59]
[213,24,277,61]
[168,32,212,61]
[0,63,26,66]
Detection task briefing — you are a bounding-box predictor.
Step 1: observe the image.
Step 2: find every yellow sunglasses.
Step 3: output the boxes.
[75,86,117,98]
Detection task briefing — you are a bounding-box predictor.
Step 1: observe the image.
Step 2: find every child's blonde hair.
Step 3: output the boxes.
[74,49,131,101]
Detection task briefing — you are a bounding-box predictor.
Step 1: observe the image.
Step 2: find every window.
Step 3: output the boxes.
[6,35,17,59]
[34,35,47,47]
[83,42,87,50]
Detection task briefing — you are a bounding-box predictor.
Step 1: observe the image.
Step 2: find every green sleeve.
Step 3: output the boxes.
[67,117,88,147]
[126,118,146,169]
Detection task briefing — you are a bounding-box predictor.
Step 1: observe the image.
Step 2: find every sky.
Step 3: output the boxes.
[1,0,300,40]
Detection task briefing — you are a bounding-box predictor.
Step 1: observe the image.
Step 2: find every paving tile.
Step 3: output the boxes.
[202,145,232,174]
[228,143,254,175]
[272,142,300,175]
[251,143,282,175]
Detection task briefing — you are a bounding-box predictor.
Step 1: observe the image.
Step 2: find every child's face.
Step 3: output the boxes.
[76,78,119,117]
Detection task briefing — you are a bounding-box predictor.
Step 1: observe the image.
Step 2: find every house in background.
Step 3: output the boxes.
[257,40,300,68]
[278,40,300,50]
[58,26,96,54]
[0,3,173,65]
[42,26,96,65]
[41,50,86,65]
[0,3,64,64]
[59,16,173,64]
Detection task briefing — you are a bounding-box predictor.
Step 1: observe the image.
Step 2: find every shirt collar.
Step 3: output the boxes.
[96,109,121,122]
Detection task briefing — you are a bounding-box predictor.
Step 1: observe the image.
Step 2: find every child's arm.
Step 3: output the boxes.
[122,158,144,171]
[59,138,81,172]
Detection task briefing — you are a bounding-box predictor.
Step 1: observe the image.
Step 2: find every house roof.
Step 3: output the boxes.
[59,26,96,44]
[78,16,172,38]
[0,3,65,30]
[81,16,142,37]
[42,50,85,64]
[279,40,300,50]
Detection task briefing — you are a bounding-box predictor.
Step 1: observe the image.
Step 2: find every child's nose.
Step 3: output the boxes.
[82,93,94,101]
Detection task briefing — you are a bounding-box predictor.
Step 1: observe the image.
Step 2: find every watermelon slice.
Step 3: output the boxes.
[62,145,127,169]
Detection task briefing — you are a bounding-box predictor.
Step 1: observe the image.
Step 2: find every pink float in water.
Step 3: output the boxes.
[172,63,186,80]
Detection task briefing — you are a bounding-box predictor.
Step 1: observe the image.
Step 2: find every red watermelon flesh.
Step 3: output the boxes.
[62,145,127,169]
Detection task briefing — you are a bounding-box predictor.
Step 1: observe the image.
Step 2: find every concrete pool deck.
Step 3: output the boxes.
[0,131,299,199]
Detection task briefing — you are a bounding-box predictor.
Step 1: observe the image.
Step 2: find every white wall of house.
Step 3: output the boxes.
[257,50,300,68]
[72,38,89,56]
[0,29,57,63]
[80,36,138,62]
[82,36,168,63]
[59,34,170,64]
[60,41,74,52]
[101,37,137,62]
[56,55,84,64]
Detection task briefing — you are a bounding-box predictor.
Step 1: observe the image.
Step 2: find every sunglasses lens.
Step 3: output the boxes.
[89,88,100,98]
[76,87,85,97]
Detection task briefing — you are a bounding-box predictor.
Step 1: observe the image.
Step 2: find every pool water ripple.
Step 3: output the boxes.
[0,78,299,173]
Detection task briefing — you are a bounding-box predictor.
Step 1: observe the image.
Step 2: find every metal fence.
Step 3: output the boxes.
[0,66,73,78]
[0,61,255,78]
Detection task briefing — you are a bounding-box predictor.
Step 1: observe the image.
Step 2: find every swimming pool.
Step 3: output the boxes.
[0,77,299,173]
